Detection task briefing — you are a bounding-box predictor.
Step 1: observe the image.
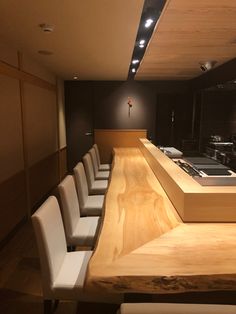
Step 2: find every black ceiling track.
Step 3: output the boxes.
[127,0,166,80]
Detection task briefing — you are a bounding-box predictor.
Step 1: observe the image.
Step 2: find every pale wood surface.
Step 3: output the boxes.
[136,0,236,80]
[94,129,147,163]
[139,139,236,222]
[86,147,236,294]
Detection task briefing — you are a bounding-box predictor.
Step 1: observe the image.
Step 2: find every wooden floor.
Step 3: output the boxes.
[0,221,119,314]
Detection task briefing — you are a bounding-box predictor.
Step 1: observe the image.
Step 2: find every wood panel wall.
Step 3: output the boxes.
[94,129,147,163]
[0,42,67,244]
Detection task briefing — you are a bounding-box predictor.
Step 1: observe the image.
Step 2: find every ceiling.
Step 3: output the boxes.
[137,0,236,80]
[0,0,236,81]
[0,0,144,80]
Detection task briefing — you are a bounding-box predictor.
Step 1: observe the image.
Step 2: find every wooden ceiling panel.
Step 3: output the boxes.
[136,0,236,80]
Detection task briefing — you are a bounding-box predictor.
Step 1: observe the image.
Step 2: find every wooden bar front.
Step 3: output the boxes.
[94,129,147,163]
[86,147,236,294]
[139,138,236,222]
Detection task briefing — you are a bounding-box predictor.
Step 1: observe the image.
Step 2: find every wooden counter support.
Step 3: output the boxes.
[86,147,236,294]
[139,138,236,222]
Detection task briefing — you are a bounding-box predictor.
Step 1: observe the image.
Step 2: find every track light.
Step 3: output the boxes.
[145,18,154,28]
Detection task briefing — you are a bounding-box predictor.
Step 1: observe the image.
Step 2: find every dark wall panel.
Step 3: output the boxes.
[93,81,156,142]
[200,90,236,150]
[0,171,27,243]
[190,58,236,91]
[156,93,194,149]
[29,152,59,210]
[65,82,94,171]
[59,147,67,180]
[65,80,191,170]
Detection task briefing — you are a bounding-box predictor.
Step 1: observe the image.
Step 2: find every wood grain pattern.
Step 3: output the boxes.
[86,147,236,294]
[136,0,236,80]
[139,139,236,222]
[94,129,147,163]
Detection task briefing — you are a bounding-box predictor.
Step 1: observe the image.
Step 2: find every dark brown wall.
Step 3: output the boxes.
[200,90,236,149]
[190,58,236,91]
[156,93,194,149]
[65,82,94,171]
[65,80,191,171]
[0,43,66,246]
[93,81,156,140]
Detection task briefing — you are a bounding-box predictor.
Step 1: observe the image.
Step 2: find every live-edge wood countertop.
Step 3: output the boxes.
[85,147,236,294]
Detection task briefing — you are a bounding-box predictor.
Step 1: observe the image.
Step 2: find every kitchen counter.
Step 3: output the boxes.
[139,139,236,222]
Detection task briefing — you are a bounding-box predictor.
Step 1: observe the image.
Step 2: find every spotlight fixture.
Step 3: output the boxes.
[132,59,139,64]
[199,60,217,72]
[132,68,136,73]
[73,75,79,80]
[139,40,146,48]
[145,18,154,28]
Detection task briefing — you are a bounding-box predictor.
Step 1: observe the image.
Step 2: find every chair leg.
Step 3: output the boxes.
[53,299,59,312]
[67,245,76,252]
[44,299,53,314]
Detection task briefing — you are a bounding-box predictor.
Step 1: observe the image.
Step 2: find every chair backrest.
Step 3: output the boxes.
[83,153,95,188]
[58,175,81,242]
[89,147,99,174]
[32,196,67,298]
[73,162,89,214]
[93,144,101,166]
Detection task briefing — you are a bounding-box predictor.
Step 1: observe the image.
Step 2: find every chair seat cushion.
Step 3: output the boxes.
[53,251,92,299]
[82,195,104,216]
[95,170,110,180]
[71,216,100,246]
[90,180,108,194]
[99,164,110,171]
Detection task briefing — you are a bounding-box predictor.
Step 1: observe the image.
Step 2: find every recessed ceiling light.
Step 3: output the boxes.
[39,23,54,33]
[145,18,154,28]
[132,59,139,64]
[139,44,144,48]
[139,39,145,45]
[38,50,53,55]
[132,68,136,73]
[73,75,79,80]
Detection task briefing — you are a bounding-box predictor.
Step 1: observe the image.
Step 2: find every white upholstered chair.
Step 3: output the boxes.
[83,153,108,195]
[118,303,236,314]
[93,143,111,171]
[58,175,100,248]
[73,162,104,216]
[89,147,110,180]
[32,196,93,314]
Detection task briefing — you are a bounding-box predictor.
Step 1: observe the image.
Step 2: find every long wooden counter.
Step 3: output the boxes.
[139,139,236,222]
[85,147,236,294]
